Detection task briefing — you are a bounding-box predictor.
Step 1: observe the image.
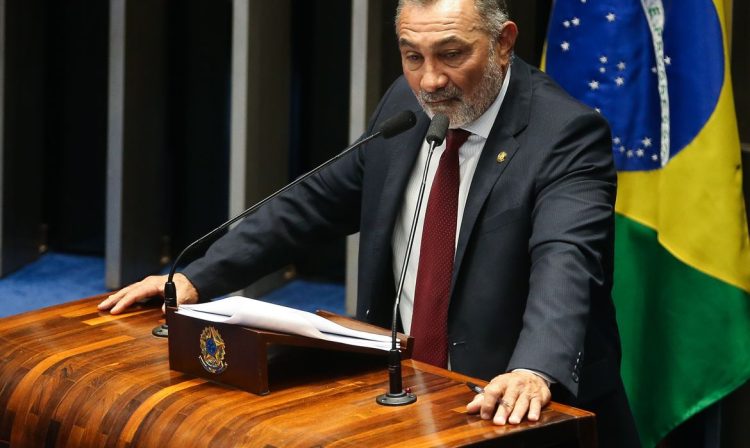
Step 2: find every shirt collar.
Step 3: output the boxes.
[461,65,511,140]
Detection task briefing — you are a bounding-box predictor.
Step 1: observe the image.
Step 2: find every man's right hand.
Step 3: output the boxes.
[97,273,199,315]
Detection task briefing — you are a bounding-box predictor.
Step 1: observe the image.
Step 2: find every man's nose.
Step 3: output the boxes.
[420,62,448,92]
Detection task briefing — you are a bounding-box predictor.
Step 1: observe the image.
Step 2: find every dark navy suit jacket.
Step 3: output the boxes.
[183,59,638,442]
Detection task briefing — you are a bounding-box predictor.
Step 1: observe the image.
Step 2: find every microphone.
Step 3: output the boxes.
[376,113,449,406]
[153,110,417,337]
[425,113,450,145]
[379,110,418,138]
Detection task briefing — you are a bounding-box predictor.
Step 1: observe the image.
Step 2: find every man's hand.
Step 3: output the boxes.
[97,273,199,315]
[466,371,551,425]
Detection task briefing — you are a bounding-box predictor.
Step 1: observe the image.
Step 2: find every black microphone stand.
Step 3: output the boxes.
[376,114,449,406]
[153,111,417,338]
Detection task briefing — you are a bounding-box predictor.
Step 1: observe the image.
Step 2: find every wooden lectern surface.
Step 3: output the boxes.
[0,295,596,447]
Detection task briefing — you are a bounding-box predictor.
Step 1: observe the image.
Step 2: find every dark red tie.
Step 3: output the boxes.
[411,129,471,367]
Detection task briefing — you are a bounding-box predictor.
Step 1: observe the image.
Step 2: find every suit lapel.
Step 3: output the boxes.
[452,59,533,286]
[370,111,430,255]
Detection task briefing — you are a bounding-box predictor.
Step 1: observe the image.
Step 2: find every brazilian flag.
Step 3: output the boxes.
[544,1,750,446]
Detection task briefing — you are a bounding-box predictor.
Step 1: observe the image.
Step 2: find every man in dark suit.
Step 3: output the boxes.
[99,0,640,445]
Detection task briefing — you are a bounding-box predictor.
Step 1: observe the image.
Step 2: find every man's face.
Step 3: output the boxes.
[397,0,516,128]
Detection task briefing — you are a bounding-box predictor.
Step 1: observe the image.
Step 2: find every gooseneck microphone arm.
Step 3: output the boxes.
[377,113,450,406]
[161,110,418,309]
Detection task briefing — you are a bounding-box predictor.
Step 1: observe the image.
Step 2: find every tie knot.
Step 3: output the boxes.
[445,129,471,153]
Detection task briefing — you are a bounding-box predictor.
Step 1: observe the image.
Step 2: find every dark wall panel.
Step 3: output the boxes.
[106,0,170,288]
[377,0,402,97]
[290,1,352,174]
[43,1,109,255]
[108,0,232,286]
[507,0,553,67]
[289,1,352,281]
[1,0,46,276]
[166,0,231,257]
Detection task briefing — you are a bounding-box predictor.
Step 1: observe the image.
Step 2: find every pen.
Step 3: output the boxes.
[466,381,484,394]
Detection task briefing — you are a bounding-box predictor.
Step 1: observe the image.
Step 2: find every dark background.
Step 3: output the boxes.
[4,0,559,280]
[3,0,747,277]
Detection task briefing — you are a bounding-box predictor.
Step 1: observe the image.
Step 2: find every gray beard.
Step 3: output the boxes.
[417,52,505,128]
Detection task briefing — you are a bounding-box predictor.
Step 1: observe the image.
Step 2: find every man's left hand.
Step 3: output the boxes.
[466,371,551,425]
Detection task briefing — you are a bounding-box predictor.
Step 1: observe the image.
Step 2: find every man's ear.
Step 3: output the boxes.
[496,21,518,61]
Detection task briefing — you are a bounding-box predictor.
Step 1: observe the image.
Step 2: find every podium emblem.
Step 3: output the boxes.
[199,326,228,374]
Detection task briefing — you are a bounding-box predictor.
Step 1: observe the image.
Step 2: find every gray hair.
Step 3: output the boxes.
[395,0,509,40]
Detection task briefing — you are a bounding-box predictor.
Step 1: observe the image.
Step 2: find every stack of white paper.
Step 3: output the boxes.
[177,296,395,351]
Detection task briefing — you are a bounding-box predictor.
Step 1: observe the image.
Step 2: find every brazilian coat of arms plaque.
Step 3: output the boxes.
[198,326,228,374]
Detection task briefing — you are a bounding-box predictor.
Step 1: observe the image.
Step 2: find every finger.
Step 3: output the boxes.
[97,295,118,310]
[109,290,147,314]
[97,284,136,310]
[528,396,542,422]
[492,386,520,425]
[466,394,484,413]
[490,398,513,425]
[480,382,506,421]
[507,393,530,424]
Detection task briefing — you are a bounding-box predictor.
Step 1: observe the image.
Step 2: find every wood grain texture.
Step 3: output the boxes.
[0,295,596,447]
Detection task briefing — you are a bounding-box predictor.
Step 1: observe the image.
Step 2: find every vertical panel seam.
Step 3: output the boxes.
[106,0,126,288]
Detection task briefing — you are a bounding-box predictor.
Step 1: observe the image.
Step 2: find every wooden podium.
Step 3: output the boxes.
[0,295,597,447]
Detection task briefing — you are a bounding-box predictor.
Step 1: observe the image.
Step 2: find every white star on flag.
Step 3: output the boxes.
[571,17,581,26]
[589,80,600,90]
[619,146,626,153]
[636,148,645,157]
[651,154,659,161]
[599,56,608,64]
[561,41,571,51]
[617,61,626,71]
[606,12,616,22]
[642,137,652,147]
[626,150,634,158]
[600,67,607,73]
[664,56,672,65]
[563,20,571,28]
[613,137,621,145]
[615,77,625,86]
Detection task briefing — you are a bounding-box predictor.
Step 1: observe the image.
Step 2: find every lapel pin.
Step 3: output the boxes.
[496,151,507,163]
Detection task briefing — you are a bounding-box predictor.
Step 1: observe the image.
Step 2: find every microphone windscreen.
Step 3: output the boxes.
[425,114,449,145]
[378,110,417,138]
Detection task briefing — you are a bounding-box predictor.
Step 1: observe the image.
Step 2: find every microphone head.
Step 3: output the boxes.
[377,110,417,138]
[425,114,449,146]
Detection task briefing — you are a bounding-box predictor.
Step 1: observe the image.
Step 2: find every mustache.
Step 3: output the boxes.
[419,84,463,103]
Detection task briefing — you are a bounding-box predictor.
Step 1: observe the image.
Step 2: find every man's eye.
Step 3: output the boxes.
[406,54,422,62]
[444,51,461,60]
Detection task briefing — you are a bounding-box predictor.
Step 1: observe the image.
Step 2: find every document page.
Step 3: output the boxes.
[177,296,395,351]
